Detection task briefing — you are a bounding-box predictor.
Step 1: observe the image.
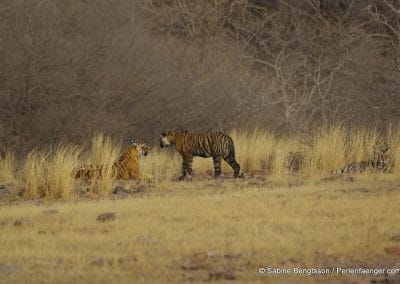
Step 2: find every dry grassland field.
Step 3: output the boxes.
[1,127,400,283]
[2,0,400,283]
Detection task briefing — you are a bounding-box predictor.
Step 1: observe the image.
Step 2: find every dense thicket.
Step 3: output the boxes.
[0,0,399,152]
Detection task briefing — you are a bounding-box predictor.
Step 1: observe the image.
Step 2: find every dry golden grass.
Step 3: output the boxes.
[22,151,49,199]
[140,148,181,181]
[231,128,276,174]
[1,178,400,283]
[44,146,81,199]
[387,124,400,175]
[21,146,81,199]
[86,133,121,166]
[143,125,400,183]
[0,125,399,197]
[1,127,400,282]
[83,134,121,195]
[4,134,122,199]
[0,151,17,184]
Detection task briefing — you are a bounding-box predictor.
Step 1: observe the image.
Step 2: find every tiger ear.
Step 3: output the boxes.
[161,132,167,137]
[130,140,138,147]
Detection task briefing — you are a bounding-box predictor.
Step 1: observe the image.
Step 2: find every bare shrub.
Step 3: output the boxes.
[0,0,399,151]
[146,0,400,136]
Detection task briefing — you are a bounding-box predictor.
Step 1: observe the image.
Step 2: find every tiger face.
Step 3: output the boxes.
[329,143,391,176]
[373,144,390,172]
[160,132,175,148]
[74,141,151,180]
[130,140,151,157]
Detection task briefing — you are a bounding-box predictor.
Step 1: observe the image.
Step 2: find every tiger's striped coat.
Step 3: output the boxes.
[330,144,390,175]
[160,130,240,180]
[74,142,151,180]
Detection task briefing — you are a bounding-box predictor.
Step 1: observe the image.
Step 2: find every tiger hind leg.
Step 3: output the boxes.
[213,156,222,178]
[223,153,241,178]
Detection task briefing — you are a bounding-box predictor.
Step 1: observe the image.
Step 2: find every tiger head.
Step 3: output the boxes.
[160,132,175,148]
[130,140,151,157]
[373,143,390,171]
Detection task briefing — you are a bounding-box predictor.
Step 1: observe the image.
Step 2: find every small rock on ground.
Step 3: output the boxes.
[14,219,32,227]
[91,258,113,266]
[112,186,129,197]
[0,185,10,195]
[96,212,116,222]
[384,247,400,255]
[0,263,17,273]
[42,209,60,215]
[208,270,235,281]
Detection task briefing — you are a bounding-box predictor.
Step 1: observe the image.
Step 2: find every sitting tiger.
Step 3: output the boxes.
[329,144,390,176]
[160,130,241,180]
[74,141,151,180]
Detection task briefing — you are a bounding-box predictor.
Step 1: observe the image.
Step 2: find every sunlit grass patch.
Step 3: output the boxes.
[141,148,181,181]
[22,150,48,199]
[147,125,399,181]
[21,146,81,199]
[1,125,399,199]
[1,179,400,282]
[80,133,121,195]
[0,151,17,184]
[46,145,81,199]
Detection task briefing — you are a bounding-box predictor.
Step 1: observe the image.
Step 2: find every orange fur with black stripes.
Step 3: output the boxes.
[74,142,151,179]
[160,130,240,180]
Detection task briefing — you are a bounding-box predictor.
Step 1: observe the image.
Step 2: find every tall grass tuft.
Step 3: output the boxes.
[0,152,17,184]
[22,146,81,199]
[347,128,379,163]
[87,133,121,165]
[9,126,400,200]
[45,145,81,199]
[307,125,347,176]
[387,123,400,175]
[141,148,181,181]
[22,151,48,199]
[140,127,399,180]
[85,133,121,194]
[231,128,276,175]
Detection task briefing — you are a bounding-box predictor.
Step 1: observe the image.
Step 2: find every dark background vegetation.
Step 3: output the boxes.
[0,0,399,152]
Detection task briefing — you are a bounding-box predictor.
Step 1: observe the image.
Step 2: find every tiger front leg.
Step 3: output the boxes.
[178,155,194,181]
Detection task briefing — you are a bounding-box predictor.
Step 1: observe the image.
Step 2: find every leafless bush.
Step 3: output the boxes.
[0,0,399,152]
[147,0,400,136]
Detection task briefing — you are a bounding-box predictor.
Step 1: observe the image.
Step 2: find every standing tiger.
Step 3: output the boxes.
[330,144,390,175]
[74,141,151,180]
[160,130,241,180]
